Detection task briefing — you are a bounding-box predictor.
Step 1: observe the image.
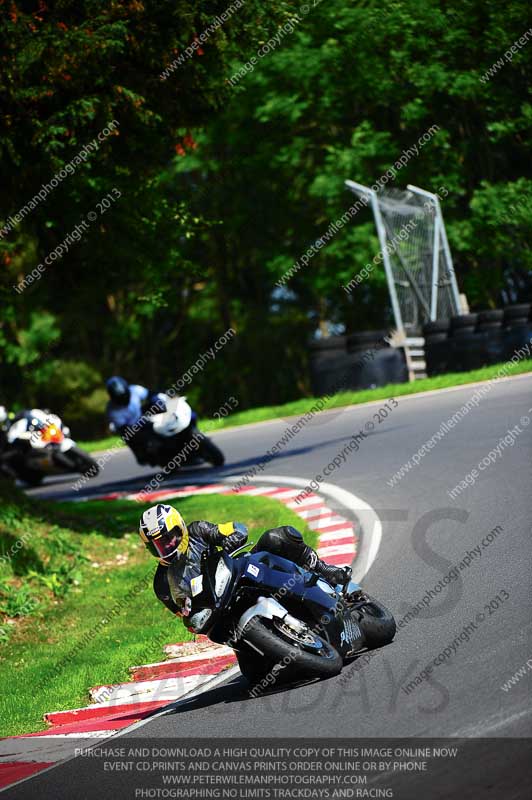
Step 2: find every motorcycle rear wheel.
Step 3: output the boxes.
[238,617,342,689]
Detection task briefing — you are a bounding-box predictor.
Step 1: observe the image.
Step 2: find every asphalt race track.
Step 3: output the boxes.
[15,374,532,796]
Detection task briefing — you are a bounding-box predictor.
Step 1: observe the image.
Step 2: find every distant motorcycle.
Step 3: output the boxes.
[118,394,225,470]
[0,409,99,487]
[185,543,396,688]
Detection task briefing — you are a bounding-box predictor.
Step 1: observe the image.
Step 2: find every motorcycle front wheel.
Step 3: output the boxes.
[55,447,99,478]
[356,594,396,648]
[16,467,43,487]
[196,433,225,467]
[238,617,342,688]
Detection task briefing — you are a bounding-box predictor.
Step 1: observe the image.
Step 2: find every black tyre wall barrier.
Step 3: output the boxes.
[426,330,515,376]
[309,336,407,394]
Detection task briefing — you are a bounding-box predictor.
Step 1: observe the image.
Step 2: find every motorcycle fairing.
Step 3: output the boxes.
[236,551,338,620]
[150,396,192,437]
[188,548,366,660]
[236,553,366,658]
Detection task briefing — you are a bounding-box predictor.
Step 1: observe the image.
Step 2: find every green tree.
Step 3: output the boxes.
[0,0,293,424]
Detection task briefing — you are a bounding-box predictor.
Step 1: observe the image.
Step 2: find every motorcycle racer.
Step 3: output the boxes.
[0,408,53,472]
[105,376,167,461]
[105,376,166,432]
[139,504,352,619]
[106,377,223,470]
[0,407,96,485]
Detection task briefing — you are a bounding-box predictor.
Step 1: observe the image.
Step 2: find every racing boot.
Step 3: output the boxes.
[252,526,352,587]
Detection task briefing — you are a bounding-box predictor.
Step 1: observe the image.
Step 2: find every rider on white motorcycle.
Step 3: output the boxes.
[0,407,96,485]
[106,377,168,461]
[4,409,67,463]
[105,376,203,467]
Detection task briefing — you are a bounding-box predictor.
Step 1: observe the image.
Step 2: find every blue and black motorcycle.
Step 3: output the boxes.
[184,544,396,689]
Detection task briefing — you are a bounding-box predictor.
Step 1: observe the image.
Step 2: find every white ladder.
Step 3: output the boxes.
[404,336,426,381]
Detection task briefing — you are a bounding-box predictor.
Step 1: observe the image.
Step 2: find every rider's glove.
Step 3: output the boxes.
[218,521,248,552]
[180,597,192,617]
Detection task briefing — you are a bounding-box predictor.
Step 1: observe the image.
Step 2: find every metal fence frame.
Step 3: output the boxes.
[345,180,461,334]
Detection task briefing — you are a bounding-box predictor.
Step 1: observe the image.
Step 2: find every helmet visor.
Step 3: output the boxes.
[151,532,181,560]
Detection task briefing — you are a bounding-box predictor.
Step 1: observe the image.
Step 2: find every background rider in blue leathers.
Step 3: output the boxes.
[105,376,166,464]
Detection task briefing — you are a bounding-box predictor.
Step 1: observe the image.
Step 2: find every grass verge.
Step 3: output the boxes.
[79,359,532,453]
[0,486,315,737]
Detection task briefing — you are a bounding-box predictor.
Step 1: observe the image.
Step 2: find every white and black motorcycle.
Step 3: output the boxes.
[120,394,225,470]
[0,409,99,487]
